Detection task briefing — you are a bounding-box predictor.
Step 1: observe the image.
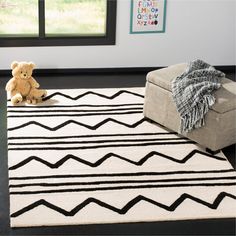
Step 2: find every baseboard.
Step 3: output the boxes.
[0,67,160,76]
[0,65,235,76]
[215,65,235,73]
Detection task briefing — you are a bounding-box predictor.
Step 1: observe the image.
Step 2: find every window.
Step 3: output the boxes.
[0,0,116,47]
[0,0,38,36]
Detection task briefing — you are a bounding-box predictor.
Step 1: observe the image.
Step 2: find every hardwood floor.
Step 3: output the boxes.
[0,70,235,235]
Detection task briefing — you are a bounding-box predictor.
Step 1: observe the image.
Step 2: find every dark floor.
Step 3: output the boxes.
[0,71,235,236]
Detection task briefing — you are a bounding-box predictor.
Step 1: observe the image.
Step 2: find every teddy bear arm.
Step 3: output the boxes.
[5,78,17,92]
[29,77,40,88]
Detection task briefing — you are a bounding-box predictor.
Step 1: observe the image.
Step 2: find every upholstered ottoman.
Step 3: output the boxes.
[143,63,236,151]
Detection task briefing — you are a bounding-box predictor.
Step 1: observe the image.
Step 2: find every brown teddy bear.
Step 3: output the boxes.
[5,61,47,105]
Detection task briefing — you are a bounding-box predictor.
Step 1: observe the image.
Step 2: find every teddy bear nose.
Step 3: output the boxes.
[24,73,27,77]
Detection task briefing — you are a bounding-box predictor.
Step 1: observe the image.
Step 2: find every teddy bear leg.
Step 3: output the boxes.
[11,91,23,105]
[28,89,47,104]
[26,93,35,104]
[41,90,47,98]
[26,99,37,105]
[26,96,36,104]
[36,89,47,99]
[26,89,46,104]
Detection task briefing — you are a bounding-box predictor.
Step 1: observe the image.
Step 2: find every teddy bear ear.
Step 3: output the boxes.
[29,62,36,69]
[11,61,18,69]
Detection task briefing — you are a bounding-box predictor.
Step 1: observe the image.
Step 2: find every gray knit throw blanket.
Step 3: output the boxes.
[172,59,225,133]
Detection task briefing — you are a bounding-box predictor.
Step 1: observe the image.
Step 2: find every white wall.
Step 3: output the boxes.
[0,0,235,70]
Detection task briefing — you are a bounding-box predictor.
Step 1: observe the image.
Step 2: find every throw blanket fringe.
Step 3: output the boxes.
[172,59,225,133]
[181,95,215,133]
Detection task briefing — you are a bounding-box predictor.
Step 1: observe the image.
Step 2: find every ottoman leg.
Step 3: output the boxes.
[206,148,220,155]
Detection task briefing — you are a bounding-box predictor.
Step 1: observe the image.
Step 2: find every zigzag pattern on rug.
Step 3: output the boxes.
[7,88,236,227]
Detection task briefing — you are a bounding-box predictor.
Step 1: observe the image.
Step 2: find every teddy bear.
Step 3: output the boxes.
[5,61,47,105]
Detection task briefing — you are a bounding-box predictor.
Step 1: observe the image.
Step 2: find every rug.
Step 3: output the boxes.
[7,87,236,228]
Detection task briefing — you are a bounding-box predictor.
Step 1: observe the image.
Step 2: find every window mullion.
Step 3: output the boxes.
[38,0,45,38]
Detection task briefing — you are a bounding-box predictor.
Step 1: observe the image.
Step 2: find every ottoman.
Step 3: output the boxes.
[143,63,236,152]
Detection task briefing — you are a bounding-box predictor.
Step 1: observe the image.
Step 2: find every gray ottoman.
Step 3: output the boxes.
[143,63,236,151]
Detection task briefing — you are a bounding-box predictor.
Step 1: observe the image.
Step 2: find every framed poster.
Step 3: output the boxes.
[130,0,167,34]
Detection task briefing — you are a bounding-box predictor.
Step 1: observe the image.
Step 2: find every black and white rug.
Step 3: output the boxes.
[7,88,236,227]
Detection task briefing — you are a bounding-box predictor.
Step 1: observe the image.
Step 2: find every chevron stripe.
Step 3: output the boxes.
[41,90,144,101]
[7,90,144,102]
[7,118,148,131]
[10,192,236,218]
[8,150,226,170]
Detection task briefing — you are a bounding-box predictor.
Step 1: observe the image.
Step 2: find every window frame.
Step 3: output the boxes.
[0,0,116,47]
